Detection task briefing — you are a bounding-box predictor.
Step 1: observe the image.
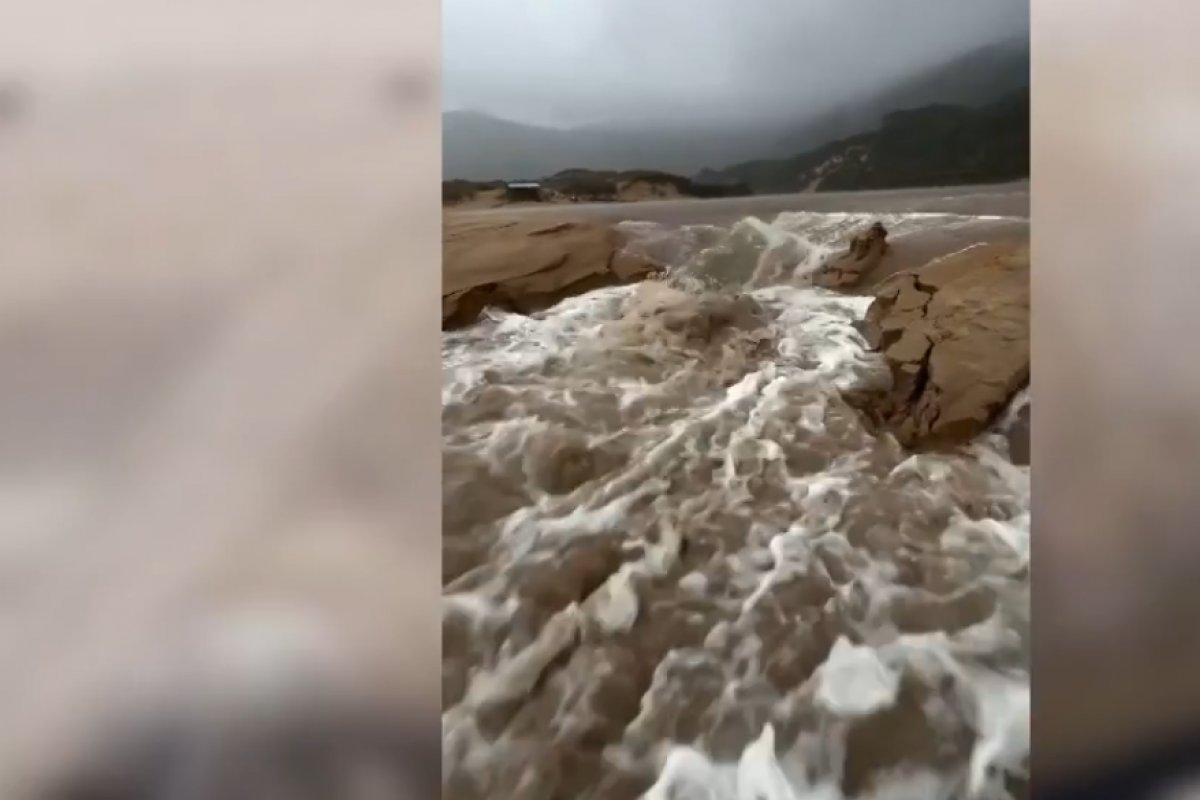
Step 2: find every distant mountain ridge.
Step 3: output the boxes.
[443,38,1029,184]
[442,111,773,183]
[697,87,1029,193]
[767,37,1030,159]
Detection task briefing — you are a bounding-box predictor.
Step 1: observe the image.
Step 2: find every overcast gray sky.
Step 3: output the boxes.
[443,0,1028,128]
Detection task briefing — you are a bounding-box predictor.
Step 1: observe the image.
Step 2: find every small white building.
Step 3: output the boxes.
[504,182,543,202]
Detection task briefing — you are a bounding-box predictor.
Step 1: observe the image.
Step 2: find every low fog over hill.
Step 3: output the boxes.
[443,0,1028,183]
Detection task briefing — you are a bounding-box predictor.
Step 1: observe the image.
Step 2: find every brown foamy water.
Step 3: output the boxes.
[442,209,1030,799]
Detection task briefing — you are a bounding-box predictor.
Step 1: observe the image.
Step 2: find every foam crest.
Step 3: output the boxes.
[442,211,1029,800]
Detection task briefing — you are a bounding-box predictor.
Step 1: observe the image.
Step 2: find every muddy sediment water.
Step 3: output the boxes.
[451,181,1030,227]
[442,208,1030,799]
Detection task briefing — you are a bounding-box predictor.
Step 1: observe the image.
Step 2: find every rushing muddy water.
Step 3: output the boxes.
[442,211,1030,799]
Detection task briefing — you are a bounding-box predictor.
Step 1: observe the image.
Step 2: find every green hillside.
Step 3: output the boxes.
[697,87,1029,194]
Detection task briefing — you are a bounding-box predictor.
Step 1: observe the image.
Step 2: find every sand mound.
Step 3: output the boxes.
[617,179,683,203]
[810,221,891,289]
[846,242,1030,449]
[442,214,660,328]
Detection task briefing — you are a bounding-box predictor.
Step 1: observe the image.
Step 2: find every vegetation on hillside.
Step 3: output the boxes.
[546,169,751,200]
[443,81,1029,202]
[697,88,1029,194]
[442,178,504,204]
[442,39,1029,181]
[441,169,752,206]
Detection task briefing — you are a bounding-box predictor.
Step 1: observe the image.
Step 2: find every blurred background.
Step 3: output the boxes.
[0,0,440,797]
[1,0,1199,797]
[1034,1,1200,797]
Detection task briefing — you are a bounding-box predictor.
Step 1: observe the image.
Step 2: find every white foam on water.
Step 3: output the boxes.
[587,564,641,635]
[643,726,968,800]
[459,602,582,712]
[965,671,1030,797]
[442,591,508,625]
[814,637,902,718]
[679,571,709,595]
[442,211,1030,799]
[644,724,844,800]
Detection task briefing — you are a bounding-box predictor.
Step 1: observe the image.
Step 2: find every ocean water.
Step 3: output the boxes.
[442,211,1030,800]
